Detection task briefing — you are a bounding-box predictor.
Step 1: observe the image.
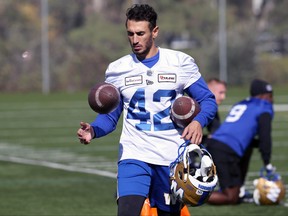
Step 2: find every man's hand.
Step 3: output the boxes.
[77,122,95,145]
[181,121,203,144]
[265,163,276,176]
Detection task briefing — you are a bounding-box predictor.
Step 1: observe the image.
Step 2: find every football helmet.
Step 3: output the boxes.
[253,167,286,205]
[170,143,218,207]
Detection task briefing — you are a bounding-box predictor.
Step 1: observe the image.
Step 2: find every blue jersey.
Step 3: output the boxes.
[211,97,273,157]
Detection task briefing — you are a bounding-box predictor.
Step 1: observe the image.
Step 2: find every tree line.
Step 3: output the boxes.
[0,0,287,92]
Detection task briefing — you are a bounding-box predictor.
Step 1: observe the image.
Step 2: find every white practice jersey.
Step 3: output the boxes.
[105,47,201,166]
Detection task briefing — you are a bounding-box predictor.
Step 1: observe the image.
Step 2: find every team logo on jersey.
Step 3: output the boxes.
[146,80,154,85]
[158,74,176,83]
[125,75,143,86]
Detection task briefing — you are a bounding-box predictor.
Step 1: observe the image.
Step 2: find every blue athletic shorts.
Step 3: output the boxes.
[117,159,181,212]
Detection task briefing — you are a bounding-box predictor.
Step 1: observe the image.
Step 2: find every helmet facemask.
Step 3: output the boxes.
[170,144,218,206]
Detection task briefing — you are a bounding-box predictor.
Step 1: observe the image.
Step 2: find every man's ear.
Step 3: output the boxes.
[152,26,159,39]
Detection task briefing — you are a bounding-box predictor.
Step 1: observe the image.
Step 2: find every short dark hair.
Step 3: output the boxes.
[207,77,227,87]
[126,4,157,31]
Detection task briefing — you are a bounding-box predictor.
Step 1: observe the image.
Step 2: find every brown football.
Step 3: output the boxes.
[170,96,201,128]
[88,82,120,114]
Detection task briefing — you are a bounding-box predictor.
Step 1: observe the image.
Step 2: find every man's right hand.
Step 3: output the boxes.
[77,122,95,145]
[265,163,276,176]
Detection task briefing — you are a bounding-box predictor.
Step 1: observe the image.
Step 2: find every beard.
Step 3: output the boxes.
[131,38,154,60]
[133,47,150,60]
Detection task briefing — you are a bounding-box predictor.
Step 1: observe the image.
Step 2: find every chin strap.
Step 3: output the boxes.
[169,140,190,178]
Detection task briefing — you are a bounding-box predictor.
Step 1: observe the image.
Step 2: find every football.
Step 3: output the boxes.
[170,96,201,128]
[88,82,120,114]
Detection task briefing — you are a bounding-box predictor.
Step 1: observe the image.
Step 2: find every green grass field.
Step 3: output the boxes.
[0,88,287,216]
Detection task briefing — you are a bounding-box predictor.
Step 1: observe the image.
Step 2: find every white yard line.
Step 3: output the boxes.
[220,104,288,112]
[0,142,287,206]
[0,155,117,179]
[0,142,117,178]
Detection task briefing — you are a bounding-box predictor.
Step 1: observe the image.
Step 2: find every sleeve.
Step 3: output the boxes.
[258,112,273,165]
[184,77,217,128]
[90,98,123,138]
[207,112,221,134]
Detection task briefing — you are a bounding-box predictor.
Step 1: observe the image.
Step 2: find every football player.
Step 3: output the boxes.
[206,79,275,205]
[77,3,217,216]
[202,78,227,144]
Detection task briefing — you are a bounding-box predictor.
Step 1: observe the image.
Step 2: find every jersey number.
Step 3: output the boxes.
[127,89,176,131]
[225,104,247,122]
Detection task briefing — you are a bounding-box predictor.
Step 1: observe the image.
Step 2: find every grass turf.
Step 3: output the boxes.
[0,88,287,216]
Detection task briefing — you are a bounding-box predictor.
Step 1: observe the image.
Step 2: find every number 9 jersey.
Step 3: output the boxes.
[211,97,274,157]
